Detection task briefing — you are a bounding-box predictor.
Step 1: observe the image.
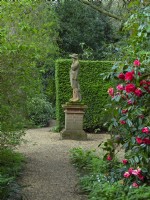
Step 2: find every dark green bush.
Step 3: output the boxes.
[55,59,113,131]
[27,95,55,127]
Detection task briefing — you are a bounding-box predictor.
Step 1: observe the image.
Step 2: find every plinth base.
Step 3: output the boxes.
[60,129,87,140]
[60,102,87,140]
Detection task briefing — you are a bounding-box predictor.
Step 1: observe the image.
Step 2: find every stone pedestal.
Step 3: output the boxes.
[60,102,87,140]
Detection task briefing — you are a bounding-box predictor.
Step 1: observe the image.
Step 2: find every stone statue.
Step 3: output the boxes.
[69,54,81,102]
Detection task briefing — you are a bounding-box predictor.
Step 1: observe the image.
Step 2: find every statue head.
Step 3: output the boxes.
[69,53,78,59]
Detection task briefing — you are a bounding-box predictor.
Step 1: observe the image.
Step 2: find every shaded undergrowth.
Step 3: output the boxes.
[0,148,25,200]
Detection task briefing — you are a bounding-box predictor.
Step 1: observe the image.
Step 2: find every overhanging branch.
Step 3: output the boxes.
[78,0,122,21]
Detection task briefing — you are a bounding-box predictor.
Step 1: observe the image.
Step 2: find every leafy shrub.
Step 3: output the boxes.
[27,95,55,127]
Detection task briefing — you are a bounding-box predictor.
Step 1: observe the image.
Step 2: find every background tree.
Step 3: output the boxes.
[54,0,116,60]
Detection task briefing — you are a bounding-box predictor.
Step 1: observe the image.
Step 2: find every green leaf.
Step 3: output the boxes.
[108,124,113,131]
[134,156,139,163]
[120,116,128,121]
[126,119,133,127]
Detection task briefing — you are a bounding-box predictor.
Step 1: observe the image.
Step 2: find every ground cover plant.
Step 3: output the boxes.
[0,148,25,199]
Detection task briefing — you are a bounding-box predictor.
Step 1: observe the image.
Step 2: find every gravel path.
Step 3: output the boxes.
[18,128,109,200]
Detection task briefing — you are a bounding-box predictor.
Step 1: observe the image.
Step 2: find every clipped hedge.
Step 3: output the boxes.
[55,59,113,131]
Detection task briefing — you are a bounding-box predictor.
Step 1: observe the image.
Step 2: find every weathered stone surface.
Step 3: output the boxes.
[61,102,87,140]
[69,54,81,102]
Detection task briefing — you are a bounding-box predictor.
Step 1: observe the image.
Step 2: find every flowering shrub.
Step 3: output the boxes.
[106,59,150,187]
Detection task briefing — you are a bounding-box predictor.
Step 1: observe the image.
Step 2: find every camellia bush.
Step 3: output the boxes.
[105,59,150,187]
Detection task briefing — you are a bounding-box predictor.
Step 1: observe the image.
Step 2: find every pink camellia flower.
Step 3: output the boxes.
[118,73,125,80]
[125,72,134,81]
[143,138,150,145]
[133,59,140,67]
[132,182,139,188]
[147,81,150,85]
[107,154,112,161]
[132,169,141,176]
[136,137,150,145]
[142,127,149,134]
[138,72,141,76]
[125,83,136,93]
[108,87,114,97]
[122,109,128,114]
[116,84,124,91]
[128,168,133,174]
[120,120,126,124]
[131,70,135,75]
[131,170,138,176]
[144,85,148,90]
[123,172,130,178]
[127,99,134,105]
[138,173,144,180]
[134,88,143,97]
[140,80,147,86]
[122,159,128,164]
[136,137,143,144]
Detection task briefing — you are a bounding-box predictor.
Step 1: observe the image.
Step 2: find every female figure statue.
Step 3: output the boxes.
[69,54,81,102]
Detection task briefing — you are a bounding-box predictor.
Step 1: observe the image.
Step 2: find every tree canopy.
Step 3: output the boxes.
[54,0,116,59]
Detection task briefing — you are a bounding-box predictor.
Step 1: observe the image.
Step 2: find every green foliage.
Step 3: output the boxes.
[55,59,113,131]
[0,149,24,175]
[88,181,150,200]
[0,0,58,146]
[88,182,125,200]
[123,3,150,60]
[102,3,150,185]
[0,175,14,200]
[0,148,24,199]
[70,148,97,171]
[27,95,55,127]
[114,2,150,67]
[126,185,150,200]
[70,147,150,200]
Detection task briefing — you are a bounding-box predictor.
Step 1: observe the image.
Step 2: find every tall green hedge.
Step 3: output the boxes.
[55,59,113,131]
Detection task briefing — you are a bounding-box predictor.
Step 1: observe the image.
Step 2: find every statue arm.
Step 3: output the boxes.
[71,61,79,71]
